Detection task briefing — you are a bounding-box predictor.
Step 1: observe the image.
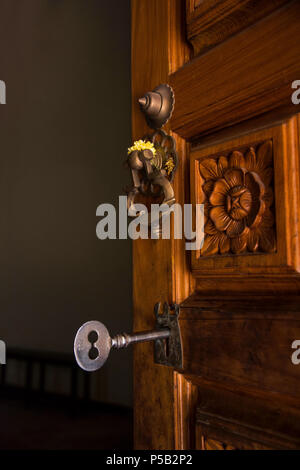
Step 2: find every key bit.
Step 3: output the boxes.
[74,320,170,372]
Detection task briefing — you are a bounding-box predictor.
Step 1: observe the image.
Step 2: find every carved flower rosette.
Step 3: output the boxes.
[199,140,276,256]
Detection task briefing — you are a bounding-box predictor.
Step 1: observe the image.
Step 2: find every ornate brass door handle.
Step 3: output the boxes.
[126,129,178,217]
[125,84,178,224]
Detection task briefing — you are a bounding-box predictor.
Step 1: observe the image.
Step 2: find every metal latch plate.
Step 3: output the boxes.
[154,302,182,368]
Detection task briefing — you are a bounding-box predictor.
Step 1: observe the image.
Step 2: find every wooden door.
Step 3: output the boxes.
[132,0,300,450]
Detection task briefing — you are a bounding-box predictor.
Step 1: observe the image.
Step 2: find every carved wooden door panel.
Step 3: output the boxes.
[132,0,300,449]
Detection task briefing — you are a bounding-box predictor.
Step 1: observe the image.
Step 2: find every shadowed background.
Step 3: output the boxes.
[0,0,132,448]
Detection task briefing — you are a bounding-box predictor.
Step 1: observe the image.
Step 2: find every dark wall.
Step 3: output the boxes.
[0,0,132,406]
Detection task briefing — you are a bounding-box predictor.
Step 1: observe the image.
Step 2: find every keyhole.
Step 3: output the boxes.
[88,330,99,360]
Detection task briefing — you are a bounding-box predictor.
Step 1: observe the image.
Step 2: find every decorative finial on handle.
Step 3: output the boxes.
[138,96,147,107]
[138,84,175,130]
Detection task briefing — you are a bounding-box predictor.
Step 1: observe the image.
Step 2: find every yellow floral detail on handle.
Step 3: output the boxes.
[127,140,156,156]
[164,157,175,175]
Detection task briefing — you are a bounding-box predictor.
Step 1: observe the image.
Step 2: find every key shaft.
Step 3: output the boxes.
[111,329,170,349]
